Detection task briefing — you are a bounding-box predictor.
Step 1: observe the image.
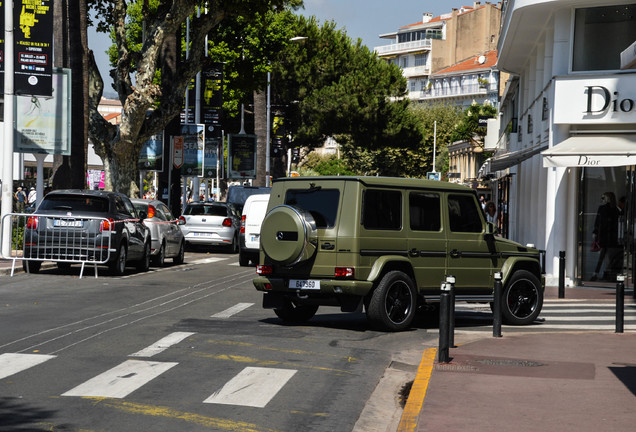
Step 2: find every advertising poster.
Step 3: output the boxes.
[15,68,71,155]
[227,134,257,179]
[180,124,204,176]
[138,133,164,171]
[204,136,221,178]
[201,64,223,128]
[14,0,53,96]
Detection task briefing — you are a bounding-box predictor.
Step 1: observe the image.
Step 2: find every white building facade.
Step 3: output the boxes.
[492,0,636,286]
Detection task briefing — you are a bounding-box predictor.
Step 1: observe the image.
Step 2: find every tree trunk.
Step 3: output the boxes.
[254,89,267,187]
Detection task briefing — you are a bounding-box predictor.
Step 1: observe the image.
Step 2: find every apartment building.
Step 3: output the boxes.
[491,0,636,287]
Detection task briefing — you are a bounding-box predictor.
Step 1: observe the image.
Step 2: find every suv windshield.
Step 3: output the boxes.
[285,188,339,228]
[39,195,109,213]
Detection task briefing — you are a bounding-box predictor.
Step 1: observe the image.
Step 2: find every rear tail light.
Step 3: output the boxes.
[222,217,232,227]
[26,216,38,230]
[240,215,246,233]
[256,265,273,275]
[178,216,186,225]
[100,218,114,232]
[147,204,156,218]
[335,267,354,278]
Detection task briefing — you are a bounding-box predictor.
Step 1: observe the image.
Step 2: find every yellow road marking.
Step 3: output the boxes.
[86,398,280,432]
[205,339,359,362]
[397,348,437,432]
[194,352,354,375]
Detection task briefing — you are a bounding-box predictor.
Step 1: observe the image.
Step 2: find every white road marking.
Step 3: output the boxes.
[211,303,254,318]
[61,359,177,398]
[129,332,195,358]
[190,257,228,264]
[204,367,297,408]
[0,353,56,380]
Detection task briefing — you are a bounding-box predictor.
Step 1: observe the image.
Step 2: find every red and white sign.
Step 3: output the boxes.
[173,136,184,168]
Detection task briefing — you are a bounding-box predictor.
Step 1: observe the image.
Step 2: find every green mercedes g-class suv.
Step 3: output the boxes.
[253,176,544,331]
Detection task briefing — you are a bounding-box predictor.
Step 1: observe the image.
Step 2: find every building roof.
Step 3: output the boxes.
[432,50,498,76]
[399,3,498,30]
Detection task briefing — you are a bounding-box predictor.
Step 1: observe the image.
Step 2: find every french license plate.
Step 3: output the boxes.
[54,219,83,227]
[193,232,214,237]
[289,279,321,290]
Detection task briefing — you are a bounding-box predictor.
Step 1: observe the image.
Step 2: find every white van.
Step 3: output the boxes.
[239,193,270,266]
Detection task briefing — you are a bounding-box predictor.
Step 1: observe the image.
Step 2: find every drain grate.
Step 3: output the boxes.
[475,359,544,367]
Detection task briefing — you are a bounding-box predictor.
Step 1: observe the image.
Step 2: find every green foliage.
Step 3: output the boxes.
[450,102,498,145]
[303,153,356,176]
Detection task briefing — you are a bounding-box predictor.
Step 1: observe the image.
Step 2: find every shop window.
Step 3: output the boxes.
[573,4,636,71]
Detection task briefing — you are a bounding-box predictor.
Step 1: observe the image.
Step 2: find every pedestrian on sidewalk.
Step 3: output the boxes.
[14,187,26,213]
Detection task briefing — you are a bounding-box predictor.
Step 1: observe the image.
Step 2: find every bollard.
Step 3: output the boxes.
[558,251,566,299]
[616,274,625,334]
[493,272,503,338]
[439,282,451,363]
[446,275,456,348]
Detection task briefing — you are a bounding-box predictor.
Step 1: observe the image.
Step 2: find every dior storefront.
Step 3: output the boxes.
[543,74,636,286]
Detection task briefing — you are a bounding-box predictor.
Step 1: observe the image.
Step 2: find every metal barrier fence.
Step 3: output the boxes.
[1,213,112,278]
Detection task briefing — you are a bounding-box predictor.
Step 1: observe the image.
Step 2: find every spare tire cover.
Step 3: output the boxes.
[261,205,317,266]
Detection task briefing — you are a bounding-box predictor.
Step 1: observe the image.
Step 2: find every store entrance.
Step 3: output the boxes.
[579,166,632,288]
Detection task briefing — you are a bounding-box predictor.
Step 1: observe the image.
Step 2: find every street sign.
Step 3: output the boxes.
[173,136,184,169]
[427,172,441,181]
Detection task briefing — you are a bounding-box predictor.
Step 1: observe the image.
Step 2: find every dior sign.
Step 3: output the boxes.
[585,86,635,114]
[554,75,636,124]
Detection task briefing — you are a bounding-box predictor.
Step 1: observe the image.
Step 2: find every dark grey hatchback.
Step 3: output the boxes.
[22,190,151,275]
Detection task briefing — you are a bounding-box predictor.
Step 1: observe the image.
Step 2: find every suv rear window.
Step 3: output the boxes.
[39,195,110,213]
[285,188,339,228]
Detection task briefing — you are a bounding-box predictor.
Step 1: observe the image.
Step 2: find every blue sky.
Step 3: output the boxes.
[88,0,453,96]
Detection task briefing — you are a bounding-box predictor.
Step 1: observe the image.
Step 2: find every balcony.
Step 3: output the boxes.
[403,65,431,78]
[374,39,432,56]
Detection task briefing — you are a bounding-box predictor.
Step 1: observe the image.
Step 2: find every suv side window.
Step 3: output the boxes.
[363,189,401,230]
[409,192,441,231]
[448,194,483,233]
[285,189,340,228]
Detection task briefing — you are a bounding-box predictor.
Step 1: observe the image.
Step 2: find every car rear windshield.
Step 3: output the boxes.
[284,188,339,228]
[184,204,227,217]
[39,195,110,213]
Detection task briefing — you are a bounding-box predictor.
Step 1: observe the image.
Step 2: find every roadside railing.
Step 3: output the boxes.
[1,213,112,278]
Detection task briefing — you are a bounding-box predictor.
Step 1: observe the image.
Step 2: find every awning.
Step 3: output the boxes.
[542,135,636,168]
[489,143,548,172]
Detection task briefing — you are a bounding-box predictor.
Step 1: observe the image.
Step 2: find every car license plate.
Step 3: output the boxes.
[289,279,320,290]
[193,232,214,237]
[53,219,83,227]
[250,235,260,242]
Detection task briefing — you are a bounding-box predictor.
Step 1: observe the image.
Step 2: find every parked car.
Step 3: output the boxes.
[131,198,185,266]
[239,193,270,266]
[179,202,240,252]
[22,190,151,275]
[253,176,544,331]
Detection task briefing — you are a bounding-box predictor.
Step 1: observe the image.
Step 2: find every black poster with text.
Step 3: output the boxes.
[14,0,53,96]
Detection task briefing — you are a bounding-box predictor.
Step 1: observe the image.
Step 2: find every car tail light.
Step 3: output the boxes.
[335,267,354,278]
[240,215,246,234]
[100,218,114,232]
[26,216,38,230]
[256,265,273,275]
[147,205,156,218]
[222,217,232,227]
[178,216,186,225]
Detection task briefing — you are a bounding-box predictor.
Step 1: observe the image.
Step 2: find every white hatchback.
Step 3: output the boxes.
[179,202,240,253]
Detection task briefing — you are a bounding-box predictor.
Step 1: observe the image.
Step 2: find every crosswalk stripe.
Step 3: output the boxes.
[61,360,178,398]
[190,257,228,264]
[204,367,297,408]
[129,332,196,358]
[0,353,56,380]
[211,303,254,318]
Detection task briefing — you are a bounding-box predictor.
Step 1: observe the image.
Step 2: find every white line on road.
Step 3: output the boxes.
[129,332,196,358]
[62,359,178,398]
[0,353,56,380]
[204,367,297,408]
[211,303,254,318]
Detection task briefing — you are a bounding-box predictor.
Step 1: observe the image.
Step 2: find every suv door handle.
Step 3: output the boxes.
[409,248,420,257]
[321,242,335,250]
[449,249,461,258]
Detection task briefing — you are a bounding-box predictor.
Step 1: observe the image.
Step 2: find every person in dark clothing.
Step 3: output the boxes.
[591,192,622,281]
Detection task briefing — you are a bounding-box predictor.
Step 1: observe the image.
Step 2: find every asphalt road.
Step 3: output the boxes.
[0,251,440,432]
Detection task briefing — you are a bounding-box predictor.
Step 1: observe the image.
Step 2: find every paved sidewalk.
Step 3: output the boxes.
[401,285,636,432]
